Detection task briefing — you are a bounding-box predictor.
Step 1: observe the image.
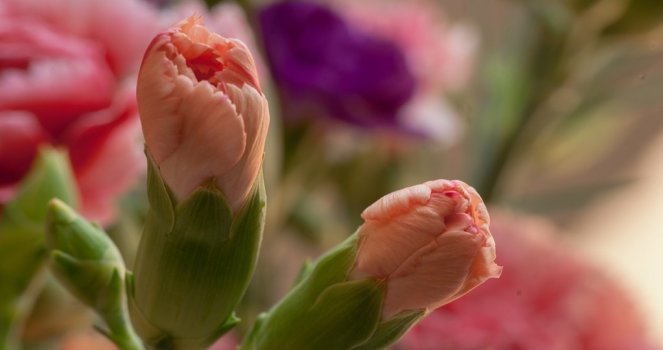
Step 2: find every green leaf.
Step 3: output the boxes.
[506,177,634,215]
[3,148,77,227]
[0,148,77,348]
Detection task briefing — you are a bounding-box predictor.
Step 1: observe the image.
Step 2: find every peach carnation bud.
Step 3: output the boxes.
[352,179,502,319]
[239,180,500,350]
[137,14,269,212]
[129,16,268,349]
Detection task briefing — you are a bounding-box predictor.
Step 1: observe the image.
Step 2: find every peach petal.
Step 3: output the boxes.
[352,179,501,319]
[137,15,268,209]
[383,231,482,318]
[362,183,432,222]
[157,80,246,200]
[217,83,269,212]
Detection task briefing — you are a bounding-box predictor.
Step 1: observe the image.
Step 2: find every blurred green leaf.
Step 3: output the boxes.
[604,0,663,35]
[0,148,77,349]
[506,177,634,215]
[564,0,663,35]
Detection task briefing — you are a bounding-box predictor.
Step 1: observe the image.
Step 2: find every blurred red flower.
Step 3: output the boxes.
[0,0,159,224]
[397,212,659,350]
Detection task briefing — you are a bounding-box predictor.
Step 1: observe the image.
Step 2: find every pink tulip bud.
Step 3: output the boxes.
[137,15,269,212]
[351,179,501,319]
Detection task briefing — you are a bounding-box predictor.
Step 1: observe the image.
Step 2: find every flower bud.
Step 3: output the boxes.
[137,14,269,212]
[352,179,501,319]
[240,180,500,350]
[129,16,268,350]
[46,199,124,271]
[45,199,142,350]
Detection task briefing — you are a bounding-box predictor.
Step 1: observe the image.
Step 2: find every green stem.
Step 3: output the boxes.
[0,263,49,350]
[0,315,19,350]
[104,311,145,350]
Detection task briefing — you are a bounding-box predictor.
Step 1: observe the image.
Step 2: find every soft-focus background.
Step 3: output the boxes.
[1,0,663,349]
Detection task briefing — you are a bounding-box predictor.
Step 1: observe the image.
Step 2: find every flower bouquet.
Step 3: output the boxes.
[1,0,662,349]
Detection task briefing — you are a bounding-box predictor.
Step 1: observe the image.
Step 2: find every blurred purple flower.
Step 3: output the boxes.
[258,1,416,129]
[330,0,479,144]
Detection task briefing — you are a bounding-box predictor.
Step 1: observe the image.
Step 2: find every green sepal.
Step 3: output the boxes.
[305,279,383,349]
[351,310,426,350]
[129,163,266,349]
[241,234,391,350]
[49,251,121,312]
[126,272,163,345]
[175,182,233,242]
[304,234,359,294]
[144,152,175,234]
[292,259,313,288]
[243,280,384,350]
[212,313,241,341]
[46,199,122,262]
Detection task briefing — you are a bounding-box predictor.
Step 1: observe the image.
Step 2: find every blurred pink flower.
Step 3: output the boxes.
[207,333,240,350]
[0,0,159,224]
[397,212,658,350]
[58,331,116,350]
[331,0,478,144]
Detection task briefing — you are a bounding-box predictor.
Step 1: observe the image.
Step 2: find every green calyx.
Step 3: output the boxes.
[240,233,426,350]
[238,234,417,350]
[350,310,425,350]
[128,155,266,350]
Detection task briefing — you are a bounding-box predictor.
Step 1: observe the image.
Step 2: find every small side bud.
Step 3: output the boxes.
[46,199,143,350]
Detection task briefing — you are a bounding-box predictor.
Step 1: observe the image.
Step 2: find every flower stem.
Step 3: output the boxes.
[105,310,145,350]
